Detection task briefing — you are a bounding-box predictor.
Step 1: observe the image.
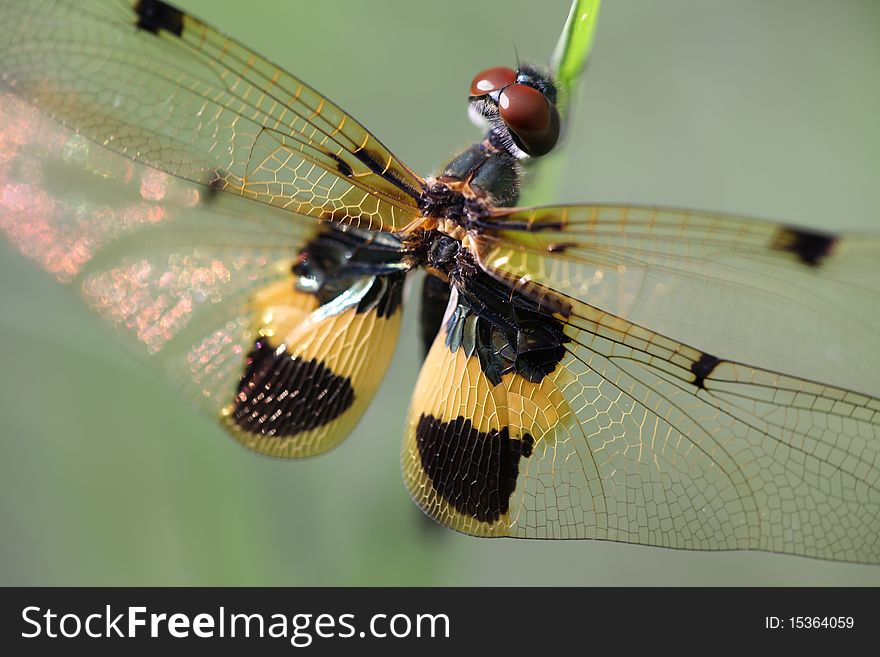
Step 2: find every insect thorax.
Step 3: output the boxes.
[419,133,523,218]
[408,132,524,270]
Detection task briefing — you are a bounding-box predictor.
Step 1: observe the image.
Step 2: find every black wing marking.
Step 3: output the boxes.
[0,0,425,231]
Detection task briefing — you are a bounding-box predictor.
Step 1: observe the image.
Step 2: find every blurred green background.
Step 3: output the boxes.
[1,0,878,585]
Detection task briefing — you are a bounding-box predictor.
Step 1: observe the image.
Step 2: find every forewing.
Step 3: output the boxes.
[403,285,880,562]
[479,204,880,395]
[0,0,424,231]
[0,92,402,457]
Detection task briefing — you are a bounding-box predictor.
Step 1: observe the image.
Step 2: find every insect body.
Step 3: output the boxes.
[1,0,879,562]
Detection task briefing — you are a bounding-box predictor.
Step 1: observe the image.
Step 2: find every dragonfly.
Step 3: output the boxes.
[0,0,878,563]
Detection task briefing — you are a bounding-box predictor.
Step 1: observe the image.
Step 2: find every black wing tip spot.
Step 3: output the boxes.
[771,226,838,267]
[691,352,721,389]
[415,414,534,524]
[134,0,185,37]
[231,339,355,437]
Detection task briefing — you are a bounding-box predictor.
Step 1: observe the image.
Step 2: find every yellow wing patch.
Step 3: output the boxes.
[224,268,403,458]
[402,308,575,536]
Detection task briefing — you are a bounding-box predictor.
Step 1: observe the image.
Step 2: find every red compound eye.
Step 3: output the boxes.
[498,83,560,156]
[470,66,516,96]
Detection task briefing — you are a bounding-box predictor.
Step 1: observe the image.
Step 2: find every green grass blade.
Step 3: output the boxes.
[552,0,601,114]
[521,0,601,206]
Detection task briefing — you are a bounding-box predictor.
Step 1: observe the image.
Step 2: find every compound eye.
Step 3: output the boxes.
[470,66,516,97]
[498,83,561,156]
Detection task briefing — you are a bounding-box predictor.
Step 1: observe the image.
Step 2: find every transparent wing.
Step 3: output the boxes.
[477,203,880,395]
[1,92,405,456]
[0,90,310,415]
[403,286,880,562]
[0,0,424,231]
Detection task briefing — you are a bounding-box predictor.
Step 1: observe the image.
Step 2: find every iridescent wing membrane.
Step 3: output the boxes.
[403,206,880,561]
[2,0,879,562]
[482,205,880,393]
[0,0,423,457]
[0,0,423,231]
